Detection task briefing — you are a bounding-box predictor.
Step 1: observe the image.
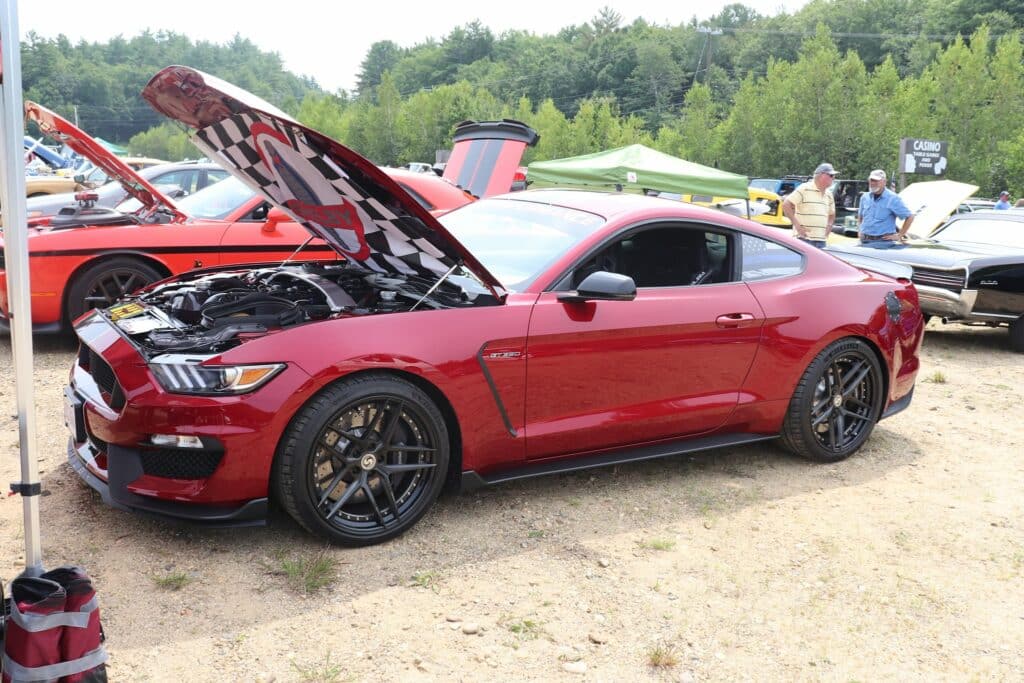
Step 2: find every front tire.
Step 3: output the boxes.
[275,374,450,546]
[781,338,884,462]
[65,257,163,324]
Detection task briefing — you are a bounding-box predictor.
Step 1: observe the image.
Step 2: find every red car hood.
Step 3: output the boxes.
[142,65,506,297]
[23,101,186,221]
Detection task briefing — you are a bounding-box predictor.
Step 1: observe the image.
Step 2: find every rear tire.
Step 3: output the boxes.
[1010,316,1024,353]
[275,373,449,546]
[65,257,163,324]
[781,338,884,463]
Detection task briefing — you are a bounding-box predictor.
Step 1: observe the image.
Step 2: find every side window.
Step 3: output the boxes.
[741,234,803,281]
[153,170,195,194]
[205,170,230,188]
[572,226,732,288]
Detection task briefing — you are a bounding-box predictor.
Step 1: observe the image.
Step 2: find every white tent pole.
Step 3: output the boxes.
[0,0,45,577]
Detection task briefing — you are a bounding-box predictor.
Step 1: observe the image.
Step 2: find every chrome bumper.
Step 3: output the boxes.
[916,286,977,320]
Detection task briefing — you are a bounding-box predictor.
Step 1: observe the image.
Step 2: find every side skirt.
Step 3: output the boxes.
[881,387,914,420]
[460,432,778,492]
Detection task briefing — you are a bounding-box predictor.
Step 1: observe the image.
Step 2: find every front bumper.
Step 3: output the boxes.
[64,311,314,527]
[68,438,268,526]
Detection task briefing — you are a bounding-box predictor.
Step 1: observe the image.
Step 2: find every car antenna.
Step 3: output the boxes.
[410,262,462,312]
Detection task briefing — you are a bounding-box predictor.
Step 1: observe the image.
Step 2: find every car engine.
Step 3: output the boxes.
[110,262,494,356]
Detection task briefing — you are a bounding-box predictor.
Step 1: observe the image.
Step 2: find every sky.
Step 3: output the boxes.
[13,0,808,93]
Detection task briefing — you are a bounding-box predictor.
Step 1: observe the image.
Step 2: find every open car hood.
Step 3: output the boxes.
[142,65,506,297]
[897,179,978,236]
[23,102,185,221]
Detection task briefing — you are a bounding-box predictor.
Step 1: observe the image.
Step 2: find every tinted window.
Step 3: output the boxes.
[741,234,803,281]
[571,226,732,289]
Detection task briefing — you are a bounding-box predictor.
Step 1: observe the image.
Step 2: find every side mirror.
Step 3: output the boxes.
[557,271,637,303]
[263,206,290,232]
[73,174,85,184]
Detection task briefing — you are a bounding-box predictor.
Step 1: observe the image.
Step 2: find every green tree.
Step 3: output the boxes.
[654,83,718,167]
[357,41,403,96]
[128,122,195,160]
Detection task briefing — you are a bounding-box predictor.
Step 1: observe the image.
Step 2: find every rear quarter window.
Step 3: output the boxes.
[741,234,804,281]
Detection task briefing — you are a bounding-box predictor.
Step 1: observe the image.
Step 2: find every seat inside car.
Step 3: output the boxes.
[619,229,711,287]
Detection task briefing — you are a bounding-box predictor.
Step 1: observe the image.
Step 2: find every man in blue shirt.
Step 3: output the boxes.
[857,169,914,247]
[994,191,1011,210]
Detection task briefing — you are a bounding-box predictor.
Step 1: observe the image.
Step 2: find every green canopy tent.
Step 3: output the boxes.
[93,136,128,155]
[527,144,749,200]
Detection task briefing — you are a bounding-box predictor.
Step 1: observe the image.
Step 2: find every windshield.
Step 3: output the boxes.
[175,175,256,220]
[936,218,1024,249]
[750,178,778,192]
[440,198,604,291]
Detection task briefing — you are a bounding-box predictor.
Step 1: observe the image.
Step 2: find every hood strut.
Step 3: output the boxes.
[410,262,462,312]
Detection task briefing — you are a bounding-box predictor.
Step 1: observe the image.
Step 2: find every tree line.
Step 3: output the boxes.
[20,1,1024,195]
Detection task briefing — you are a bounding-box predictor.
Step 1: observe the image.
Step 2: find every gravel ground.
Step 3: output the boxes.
[1,321,1021,682]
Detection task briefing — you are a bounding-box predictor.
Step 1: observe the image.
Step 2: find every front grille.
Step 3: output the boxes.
[79,345,125,410]
[140,448,224,479]
[910,267,966,293]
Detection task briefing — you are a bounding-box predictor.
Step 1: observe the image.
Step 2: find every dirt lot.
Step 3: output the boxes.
[1,321,1021,682]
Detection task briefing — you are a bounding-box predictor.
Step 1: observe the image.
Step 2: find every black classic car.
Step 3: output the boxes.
[827,211,1024,352]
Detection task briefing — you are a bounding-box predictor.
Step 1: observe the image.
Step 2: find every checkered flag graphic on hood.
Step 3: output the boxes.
[191,110,456,279]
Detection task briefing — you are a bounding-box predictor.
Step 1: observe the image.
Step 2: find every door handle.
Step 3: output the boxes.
[715,313,756,328]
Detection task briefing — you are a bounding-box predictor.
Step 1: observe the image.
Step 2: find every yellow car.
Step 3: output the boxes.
[681,187,792,229]
[26,157,170,197]
[25,173,78,197]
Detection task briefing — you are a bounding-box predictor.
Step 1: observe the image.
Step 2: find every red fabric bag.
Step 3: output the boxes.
[1,567,106,683]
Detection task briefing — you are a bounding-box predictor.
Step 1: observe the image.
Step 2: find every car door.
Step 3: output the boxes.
[217,201,340,265]
[524,224,764,461]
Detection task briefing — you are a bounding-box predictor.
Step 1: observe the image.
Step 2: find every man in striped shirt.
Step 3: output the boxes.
[782,162,837,248]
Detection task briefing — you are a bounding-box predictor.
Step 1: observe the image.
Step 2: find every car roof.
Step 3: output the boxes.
[944,209,1024,224]
[486,188,792,239]
[138,161,225,176]
[487,187,744,219]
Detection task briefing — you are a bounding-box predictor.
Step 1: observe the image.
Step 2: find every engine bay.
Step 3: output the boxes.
[109,261,495,355]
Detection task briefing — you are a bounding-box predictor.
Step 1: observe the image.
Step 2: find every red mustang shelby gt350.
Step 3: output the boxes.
[65,66,924,546]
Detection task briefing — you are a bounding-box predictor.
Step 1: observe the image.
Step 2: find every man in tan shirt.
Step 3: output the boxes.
[782,162,837,248]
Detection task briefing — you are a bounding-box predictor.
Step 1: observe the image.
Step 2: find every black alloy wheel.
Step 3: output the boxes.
[275,374,449,546]
[66,257,163,323]
[782,338,884,462]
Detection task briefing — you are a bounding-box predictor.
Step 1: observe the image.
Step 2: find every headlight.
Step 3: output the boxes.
[149,358,285,395]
